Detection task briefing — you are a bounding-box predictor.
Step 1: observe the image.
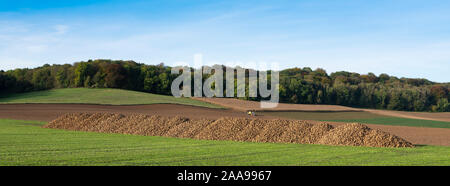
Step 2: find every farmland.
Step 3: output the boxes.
[0,88,222,108]
[1,119,450,166]
[261,111,450,129]
[1,88,450,166]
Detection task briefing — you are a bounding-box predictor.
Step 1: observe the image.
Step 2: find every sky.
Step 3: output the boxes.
[0,0,449,82]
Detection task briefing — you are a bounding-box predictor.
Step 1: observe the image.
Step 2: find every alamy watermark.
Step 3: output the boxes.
[170,54,279,108]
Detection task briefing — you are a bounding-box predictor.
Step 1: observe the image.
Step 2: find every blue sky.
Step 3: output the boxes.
[1,0,449,82]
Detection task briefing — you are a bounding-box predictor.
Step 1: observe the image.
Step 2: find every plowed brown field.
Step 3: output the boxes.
[0,103,252,121]
[192,97,359,112]
[192,97,450,122]
[44,113,414,148]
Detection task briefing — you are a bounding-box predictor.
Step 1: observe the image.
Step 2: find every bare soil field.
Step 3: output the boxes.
[44,113,413,148]
[1,103,449,146]
[0,104,252,122]
[192,97,450,122]
[192,97,360,112]
[261,111,382,120]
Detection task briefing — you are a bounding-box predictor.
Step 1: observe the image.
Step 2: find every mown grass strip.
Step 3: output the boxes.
[329,117,450,129]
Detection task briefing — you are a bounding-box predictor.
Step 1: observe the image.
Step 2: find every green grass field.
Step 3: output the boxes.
[1,119,449,166]
[262,111,450,129]
[261,111,383,120]
[330,117,450,129]
[0,88,222,108]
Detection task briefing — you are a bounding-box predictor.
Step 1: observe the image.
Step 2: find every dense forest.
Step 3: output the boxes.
[1,59,449,112]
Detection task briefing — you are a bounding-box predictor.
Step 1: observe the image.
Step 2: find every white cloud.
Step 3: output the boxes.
[53,25,69,35]
[25,45,48,53]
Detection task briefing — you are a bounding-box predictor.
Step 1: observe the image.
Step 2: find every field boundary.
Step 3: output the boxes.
[363,109,450,122]
[0,102,227,109]
[259,110,365,113]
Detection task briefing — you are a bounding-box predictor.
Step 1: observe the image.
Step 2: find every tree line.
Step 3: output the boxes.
[1,59,449,112]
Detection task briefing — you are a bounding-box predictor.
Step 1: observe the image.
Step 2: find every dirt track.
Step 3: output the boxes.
[0,103,449,146]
